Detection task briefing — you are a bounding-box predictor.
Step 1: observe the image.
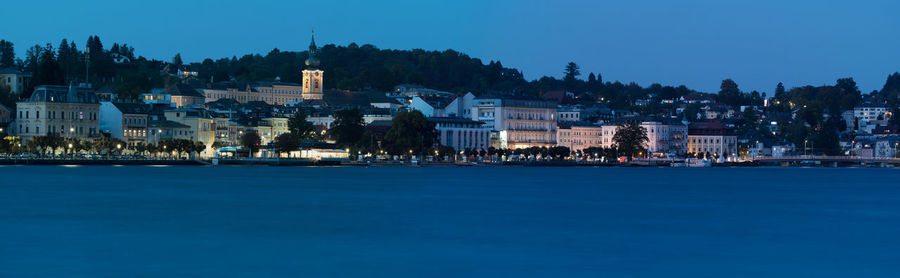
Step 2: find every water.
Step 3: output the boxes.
[1,166,899,277]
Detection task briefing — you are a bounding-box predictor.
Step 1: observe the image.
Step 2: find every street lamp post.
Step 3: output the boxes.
[804,140,808,156]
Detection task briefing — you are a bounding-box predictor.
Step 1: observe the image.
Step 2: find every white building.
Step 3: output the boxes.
[472,98,557,149]
[557,121,686,155]
[141,84,205,108]
[853,103,891,134]
[444,92,476,119]
[875,136,900,158]
[409,96,451,117]
[557,106,581,122]
[99,102,151,143]
[429,117,491,151]
[14,85,100,142]
[0,68,30,95]
[642,121,688,156]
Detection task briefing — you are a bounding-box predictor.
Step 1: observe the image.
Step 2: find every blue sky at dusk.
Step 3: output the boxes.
[1,0,898,94]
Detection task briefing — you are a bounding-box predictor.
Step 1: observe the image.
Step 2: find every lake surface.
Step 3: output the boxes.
[1,166,899,277]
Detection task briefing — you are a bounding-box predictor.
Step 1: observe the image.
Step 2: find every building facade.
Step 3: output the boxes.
[0,104,11,126]
[99,102,151,144]
[642,121,688,156]
[141,84,204,108]
[201,82,306,105]
[853,103,892,134]
[687,122,738,159]
[0,68,31,95]
[472,98,557,149]
[14,85,100,142]
[557,125,604,151]
[430,117,491,151]
[557,106,582,122]
[163,108,216,155]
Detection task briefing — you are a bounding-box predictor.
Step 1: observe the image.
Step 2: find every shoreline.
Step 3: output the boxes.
[1,158,897,168]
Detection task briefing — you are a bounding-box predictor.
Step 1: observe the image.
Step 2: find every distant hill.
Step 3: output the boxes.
[189,43,528,94]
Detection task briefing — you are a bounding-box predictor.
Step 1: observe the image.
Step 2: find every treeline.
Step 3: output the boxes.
[1,36,714,108]
[0,37,170,102]
[3,36,900,118]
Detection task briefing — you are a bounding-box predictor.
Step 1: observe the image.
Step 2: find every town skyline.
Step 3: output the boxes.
[2,0,898,94]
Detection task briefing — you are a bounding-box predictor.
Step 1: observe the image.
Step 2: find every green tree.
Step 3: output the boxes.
[273,132,300,157]
[240,130,261,157]
[288,107,318,141]
[835,77,862,110]
[0,40,14,68]
[172,53,183,68]
[0,85,14,108]
[563,62,581,92]
[717,79,744,106]
[548,146,571,160]
[613,122,648,161]
[775,82,786,99]
[95,137,126,158]
[879,72,900,100]
[329,109,364,149]
[0,134,10,154]
[384,110,436,155]
[193,141,206,157]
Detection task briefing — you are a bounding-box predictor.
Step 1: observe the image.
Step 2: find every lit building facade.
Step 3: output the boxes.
[642,121,688,156]
[201,82,306,105]
[99,102,151,144]
[853,103,892,134]
[687,122,738,158]
[429,117,491,151]
[14,85,100,142]
[472,98,557,149]
[301,31,324,100]
[557,125,604,151]
[163,108,216,155]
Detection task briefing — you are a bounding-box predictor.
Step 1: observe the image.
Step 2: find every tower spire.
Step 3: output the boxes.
[305,29,320,68]
[309,29,317,53]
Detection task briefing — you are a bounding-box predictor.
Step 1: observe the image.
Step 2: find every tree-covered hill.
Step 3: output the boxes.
[192,43,528,93]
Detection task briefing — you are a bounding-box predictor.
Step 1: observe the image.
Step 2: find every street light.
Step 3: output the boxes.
[804,140,808,156]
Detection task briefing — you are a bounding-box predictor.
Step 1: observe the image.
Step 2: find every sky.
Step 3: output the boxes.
[1,0,898,94]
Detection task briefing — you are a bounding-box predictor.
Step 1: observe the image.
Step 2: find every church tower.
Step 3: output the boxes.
[302,30,324,100]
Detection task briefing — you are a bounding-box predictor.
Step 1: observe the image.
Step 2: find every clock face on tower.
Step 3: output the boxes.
[302,70,323,94]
